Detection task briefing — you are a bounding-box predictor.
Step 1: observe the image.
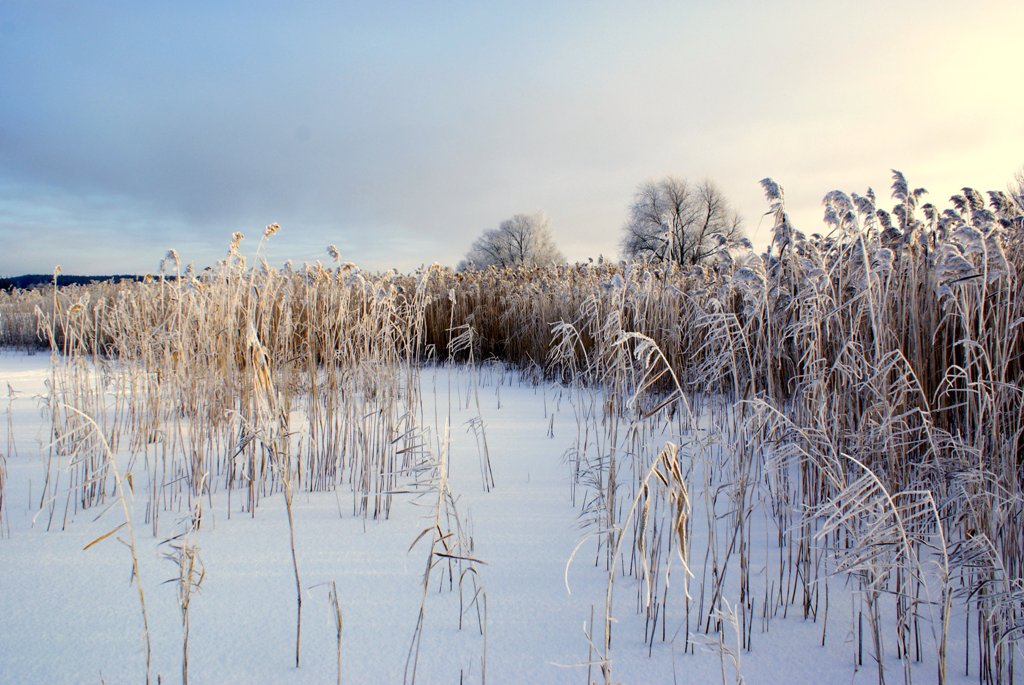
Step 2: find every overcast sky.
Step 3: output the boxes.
[2,0,1022,275]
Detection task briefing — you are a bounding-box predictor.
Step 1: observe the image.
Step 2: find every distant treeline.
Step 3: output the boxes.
[0,274,146,291]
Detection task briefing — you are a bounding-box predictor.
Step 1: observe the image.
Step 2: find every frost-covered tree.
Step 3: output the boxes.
[621,177,744,265]
[1011,165,1024,211]
[458,212,565,270]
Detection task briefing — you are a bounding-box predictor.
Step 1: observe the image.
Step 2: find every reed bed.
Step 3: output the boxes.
[552,174,1023,685]
[1,172,1021,684]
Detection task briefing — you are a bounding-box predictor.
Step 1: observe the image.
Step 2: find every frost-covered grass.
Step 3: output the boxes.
[0,353,984,684]
[1,173,1022,684]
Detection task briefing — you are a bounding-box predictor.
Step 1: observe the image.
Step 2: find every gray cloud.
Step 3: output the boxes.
[2,0,1021,275]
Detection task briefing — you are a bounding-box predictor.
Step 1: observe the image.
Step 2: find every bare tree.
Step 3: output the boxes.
[621,177,744,265]
[1011,165,1024,211]
[459,212,565,270]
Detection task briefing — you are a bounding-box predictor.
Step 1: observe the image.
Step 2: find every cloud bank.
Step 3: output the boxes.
[1,0,1021,274]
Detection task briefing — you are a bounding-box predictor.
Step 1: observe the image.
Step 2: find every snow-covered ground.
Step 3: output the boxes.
[0,352,980,684]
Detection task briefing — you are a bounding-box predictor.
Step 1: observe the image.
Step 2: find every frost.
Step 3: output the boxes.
[730,266,764,300]
[890,169,909,201]
[759,177,783,203]
[951,225,984,256]
[871,247,894,277]
[934,245,977,296]
[602,273,625,291]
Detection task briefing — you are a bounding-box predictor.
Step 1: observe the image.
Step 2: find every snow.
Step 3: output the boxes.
[0,352,982,684]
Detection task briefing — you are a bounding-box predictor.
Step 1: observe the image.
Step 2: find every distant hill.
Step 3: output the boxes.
[0,274,146,291]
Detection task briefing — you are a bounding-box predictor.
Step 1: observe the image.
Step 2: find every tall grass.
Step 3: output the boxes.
[1,172,1021,683]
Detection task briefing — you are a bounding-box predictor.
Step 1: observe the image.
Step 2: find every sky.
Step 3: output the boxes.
[1,0,1022,275]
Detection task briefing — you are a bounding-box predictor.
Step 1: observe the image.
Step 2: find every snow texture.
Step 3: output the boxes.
[0,352,980,684]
